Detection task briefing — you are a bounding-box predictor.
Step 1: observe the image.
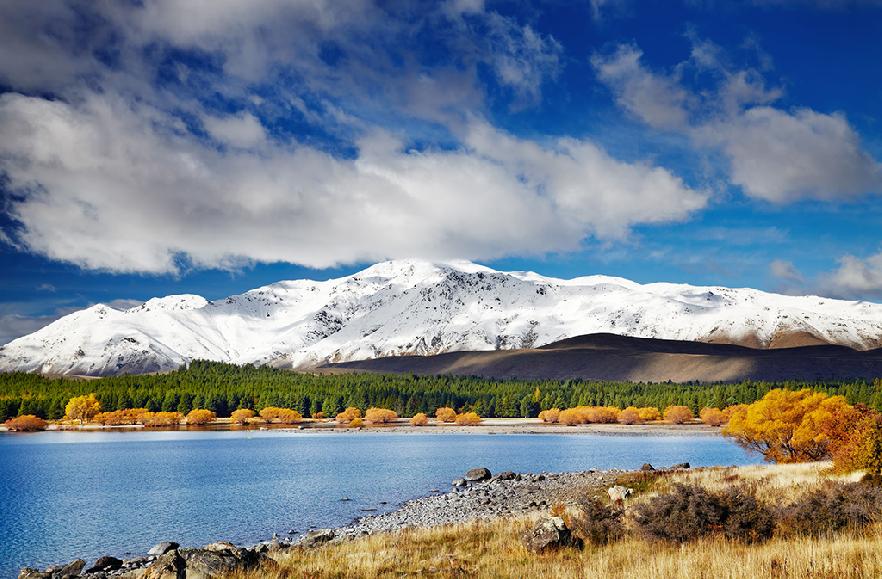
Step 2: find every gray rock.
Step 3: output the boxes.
[493,471,517,481]
[671,462,691,469]
[86,555,123,573]
[452,478,466,487]
[203,541,237,552]
[464,467,491,482]
[521,517,579,553]
[299,529,335,548]
[141,550,184,579]
[147,542,179,556]
[50,559,84,578]
[641,463,655,471]
[17,569,50,579]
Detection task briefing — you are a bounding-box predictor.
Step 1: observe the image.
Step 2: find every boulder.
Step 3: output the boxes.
[147,542,179,556]
[671,462,690,469]
[464,467,492,482]
[17,569,50,579]
[86,555,123,573]
[452,479,466,487]
[299,529,335,549]
[641,463,655,471]
[607,485,634,504]
[203,541,236,552]
[142,550,184,579]
[493,471,517,481]
[521,517,579,553]
[50,559,84,578]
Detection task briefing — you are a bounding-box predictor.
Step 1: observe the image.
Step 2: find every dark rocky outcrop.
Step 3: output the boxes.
[299,529,336,549]
[464,467,492,482]
[521,517,580,553]
[85,556,123,573]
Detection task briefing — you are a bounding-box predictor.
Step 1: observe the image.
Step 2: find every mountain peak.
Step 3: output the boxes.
[3,260,882,375]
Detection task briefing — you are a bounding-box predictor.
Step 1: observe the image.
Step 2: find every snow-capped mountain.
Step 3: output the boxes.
[3,259,882,376]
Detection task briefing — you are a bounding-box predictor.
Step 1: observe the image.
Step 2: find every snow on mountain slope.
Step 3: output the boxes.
[3,259,882,375]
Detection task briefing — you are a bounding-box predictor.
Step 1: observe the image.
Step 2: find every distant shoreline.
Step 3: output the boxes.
[0,418,719,436]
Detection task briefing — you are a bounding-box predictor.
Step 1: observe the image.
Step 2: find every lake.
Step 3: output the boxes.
[0,430,760,575]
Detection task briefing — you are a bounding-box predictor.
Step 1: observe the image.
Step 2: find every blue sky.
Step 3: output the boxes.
[1,0,882,343]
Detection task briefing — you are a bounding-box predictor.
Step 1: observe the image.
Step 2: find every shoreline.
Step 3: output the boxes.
[2,419,720,436]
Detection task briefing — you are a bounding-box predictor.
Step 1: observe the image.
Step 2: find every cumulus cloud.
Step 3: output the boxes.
[822,253,882,298]
[592,39,882,203]
[203,112,267,148]
[0,92,706,273]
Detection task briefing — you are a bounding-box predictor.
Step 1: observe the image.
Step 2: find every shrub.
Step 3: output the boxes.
[558,406,621,425]
[435,407,457,423]
[311,411,326,420]
[716,485,775,543]
[336,407,362,424]
[633,484,724,543]
[538,408,560,423]
[410,412,429,426]
[260,406,303,424]
[65,393,101,423]
[664,405,694,424]
[699,407,727,426]
[618,406,642,425]
[139,411,183,426]
[5,415,48,431]
[779,481,882,536]
[230,408,255,424]
[455,412,482,425]
[93,408,149,425]
[349,417,363,428]
[831,410,882,474]
[365,407,398,424]
[637,407,661,422]
[564,496,624,546]
[185,408,216,425]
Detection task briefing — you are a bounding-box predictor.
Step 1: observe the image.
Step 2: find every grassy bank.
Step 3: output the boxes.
[229,463,881,579]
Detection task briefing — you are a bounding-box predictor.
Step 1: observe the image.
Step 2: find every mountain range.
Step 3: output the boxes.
[3,259,882,376]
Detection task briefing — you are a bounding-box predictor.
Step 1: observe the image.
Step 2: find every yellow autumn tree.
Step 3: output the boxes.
[230,408,255,424]
[65,394,101,424]
[409,413,429,426]
[722,389,857,463]
[435,407,457,423]
[664,405,694,424]
[699,407,726,427]
[185,408,216,425]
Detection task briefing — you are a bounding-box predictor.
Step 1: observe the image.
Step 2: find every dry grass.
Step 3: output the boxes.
[229,517,882,579]
[225,463,882,579]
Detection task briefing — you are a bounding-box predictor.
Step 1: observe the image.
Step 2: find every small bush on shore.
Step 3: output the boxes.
[260,406,303,424]
[717,486,775,543]
[564,497,624,546]
[410,412,429,426]
[336,407,362,424]
[139,411,183,426]
[311,411,326,420]
[699,407,727,426]
[92,408,149,425]
[618,406,642,424]
[455,412,482,425]
[633,484,724,543]
[185,408,216,425]
[365,407,398,424]
[65,393,101,423]
[778,481,882,537]
[230,408,255,424]
[558,406,621,425]
[637,407,661,422]
[538,408,560,423]
[436,407,457,423]
[664,405,694,424]
[349,417,363,428]
[5,415,48,431]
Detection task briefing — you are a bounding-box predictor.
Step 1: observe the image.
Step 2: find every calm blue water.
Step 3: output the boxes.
[0,430,759,576]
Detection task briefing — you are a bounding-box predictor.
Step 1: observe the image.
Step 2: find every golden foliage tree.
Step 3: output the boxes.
[139,411,183,426]
[260,406,303,424]
[93,408,149,425]
[365,408,398,424]
[619,406,642,425]
[230,408,255,424]
[538,408,561,423]
[637,407,662,422]
[409,412,429,426]
[435,407,457,423]
[664,406,694,424]
[348,417,363,428]
[722,389,857,463]
[336,407,362,424]
[699,407,727,427]
[186,408,216,425]
[65,393,101,423]
[455,412,482,425]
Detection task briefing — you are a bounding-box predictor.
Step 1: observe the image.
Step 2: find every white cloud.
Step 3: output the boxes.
[592,40,882,203]
[0,92,706,274]
[770,259,804,284]
[823,253,882,298]
[203,112,267,148]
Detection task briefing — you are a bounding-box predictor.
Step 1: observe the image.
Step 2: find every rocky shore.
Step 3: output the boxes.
[18,464,683,578]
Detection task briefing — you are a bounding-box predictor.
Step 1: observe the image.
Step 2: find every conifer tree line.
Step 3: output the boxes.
[2,360,882,421]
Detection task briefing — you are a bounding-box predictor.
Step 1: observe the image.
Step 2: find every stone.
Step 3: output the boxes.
[142,550,184,579]
[86,555,124,573]
[493,471,517,481]
[203,541,236,552]
[641,463,655,471]
[452,478,466,487]
[147,542,179,556]
[671,462,690,469]
[17,569,50,579]
[521,517,579,553]
[299,529,335,548]
[464,467,492,482]
[50,559,84,578]
[607,485,634,504]
[180,548,250,579]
